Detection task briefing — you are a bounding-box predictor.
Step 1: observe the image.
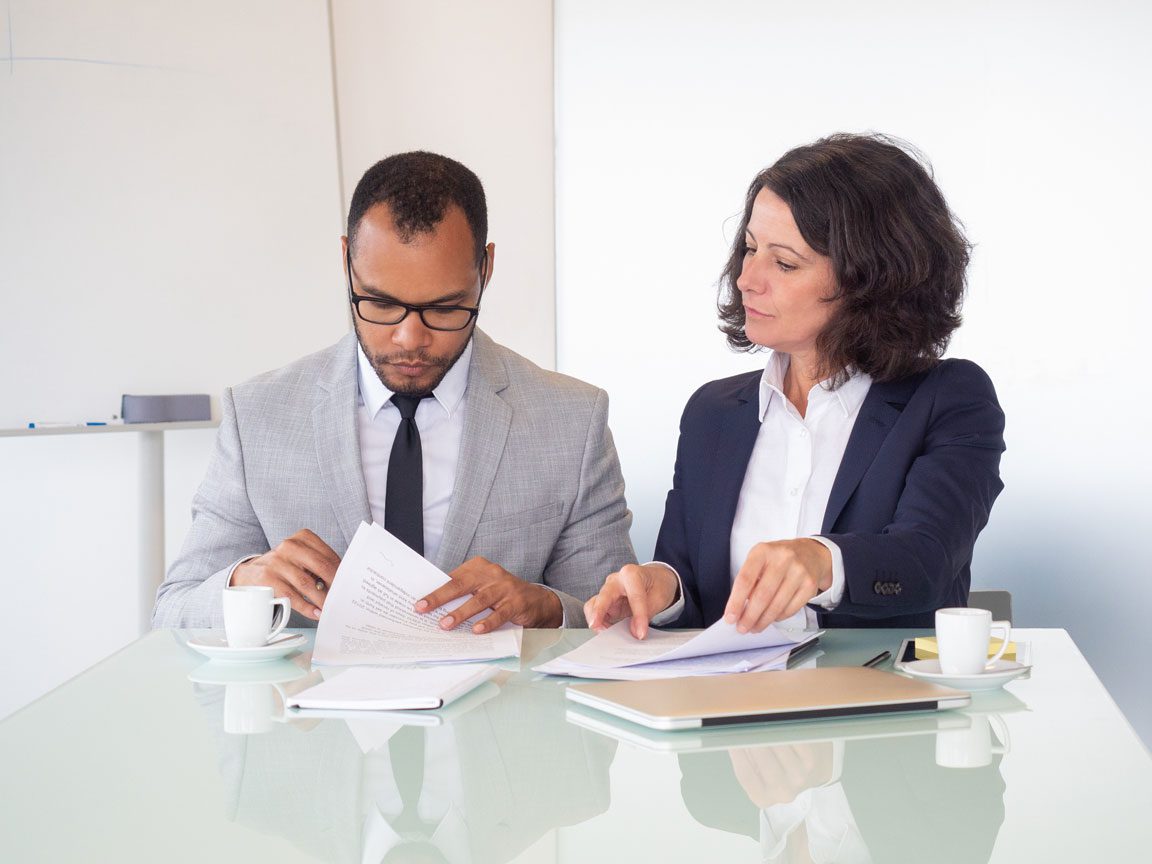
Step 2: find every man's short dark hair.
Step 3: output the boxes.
[347,151,488,262]
[718,133,971,385]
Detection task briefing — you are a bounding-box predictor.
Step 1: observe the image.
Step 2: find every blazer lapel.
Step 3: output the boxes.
[313,334,371,550]
[435,331,512,572]
[822,374,920,532]
[697,374,762,602]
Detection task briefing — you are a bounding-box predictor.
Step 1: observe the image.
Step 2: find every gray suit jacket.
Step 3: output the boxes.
[153,329,635,628]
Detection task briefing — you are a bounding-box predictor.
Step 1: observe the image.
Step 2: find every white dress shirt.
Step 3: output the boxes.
[356,341,472,565]
[654,351,872,628]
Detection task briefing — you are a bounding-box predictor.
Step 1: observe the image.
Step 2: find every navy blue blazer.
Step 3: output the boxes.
[655,359,1006,629]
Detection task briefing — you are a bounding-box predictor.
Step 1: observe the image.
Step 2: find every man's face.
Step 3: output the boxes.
[345,203,491,396]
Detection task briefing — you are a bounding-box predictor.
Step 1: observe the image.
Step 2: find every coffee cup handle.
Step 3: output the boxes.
[269,597,291,641]
[986,621,1011,667]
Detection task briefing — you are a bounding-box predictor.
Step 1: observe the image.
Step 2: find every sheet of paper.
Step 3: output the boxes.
[534,618,819,680]
[550,618,809,669]
[312,522,522,665]
[535,642,805,680]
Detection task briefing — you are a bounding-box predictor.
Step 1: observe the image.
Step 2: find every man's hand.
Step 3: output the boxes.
[725,539,832,633]
[231,529,341,621]
[584,563,680,640]
[415,557,563,633]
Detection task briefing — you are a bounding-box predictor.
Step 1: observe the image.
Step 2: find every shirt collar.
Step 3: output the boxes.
[757,351,872,421]
[356,338,473,421]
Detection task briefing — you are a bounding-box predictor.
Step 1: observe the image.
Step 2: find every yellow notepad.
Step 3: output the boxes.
[914,636,1017,661]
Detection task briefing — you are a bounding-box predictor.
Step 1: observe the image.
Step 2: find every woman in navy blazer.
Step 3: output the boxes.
[587,134,1005,635]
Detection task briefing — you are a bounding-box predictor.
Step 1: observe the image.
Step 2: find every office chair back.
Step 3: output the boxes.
[968,589,1013,624]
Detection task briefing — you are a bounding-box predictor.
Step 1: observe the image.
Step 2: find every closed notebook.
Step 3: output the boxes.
[566,666,970,731]
[285,664,500,711]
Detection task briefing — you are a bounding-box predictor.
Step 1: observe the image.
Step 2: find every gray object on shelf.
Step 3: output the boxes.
[121,393,211,423]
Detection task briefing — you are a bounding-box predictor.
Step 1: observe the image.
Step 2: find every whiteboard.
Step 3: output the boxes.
[0,0,349,428]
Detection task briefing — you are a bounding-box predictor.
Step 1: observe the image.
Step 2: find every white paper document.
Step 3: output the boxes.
[312,522,522,665]
[284,664,501,711]
[534,618,820,680]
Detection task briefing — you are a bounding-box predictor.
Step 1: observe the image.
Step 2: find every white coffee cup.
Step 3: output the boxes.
[935,607,1011,675]
[936,713,1010,769]
[223,585,291,648]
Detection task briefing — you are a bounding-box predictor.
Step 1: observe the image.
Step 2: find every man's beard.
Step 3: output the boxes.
[354,323,473,396]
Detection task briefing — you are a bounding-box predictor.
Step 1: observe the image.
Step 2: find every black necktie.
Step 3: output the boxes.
[388,726,428,836]
[385,393,429,555]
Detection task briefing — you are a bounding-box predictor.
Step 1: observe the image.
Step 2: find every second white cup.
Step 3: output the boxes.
[223,585,291,648]
[935,607,1011,675]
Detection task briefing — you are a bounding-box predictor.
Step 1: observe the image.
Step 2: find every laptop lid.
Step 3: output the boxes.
[565,667,971,731]
[564,701,973,754]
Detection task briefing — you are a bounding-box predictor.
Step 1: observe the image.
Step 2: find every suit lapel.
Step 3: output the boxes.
[313,334,371,549]
[822,374,920,532]
[697,374,762,601]
[435,331,512,572]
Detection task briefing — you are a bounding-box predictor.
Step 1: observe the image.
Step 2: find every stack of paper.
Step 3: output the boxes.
[312,522,523,665]
[533,619,820,680]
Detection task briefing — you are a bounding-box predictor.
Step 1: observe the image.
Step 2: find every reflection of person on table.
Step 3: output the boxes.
[193,676,616,864]
[153,151,634,633]
[680,732,1005,863]
[586,133,1005,637]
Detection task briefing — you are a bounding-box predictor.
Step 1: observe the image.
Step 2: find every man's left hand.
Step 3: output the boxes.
[415,556,563,632]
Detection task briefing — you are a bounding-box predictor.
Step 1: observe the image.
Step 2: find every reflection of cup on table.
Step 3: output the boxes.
[223,585,291,647]
[224,682,289,735]
[935,608,1011,675]
[936,713,1010,768]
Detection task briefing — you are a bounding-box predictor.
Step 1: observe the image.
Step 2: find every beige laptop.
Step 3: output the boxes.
[565,667,970,731]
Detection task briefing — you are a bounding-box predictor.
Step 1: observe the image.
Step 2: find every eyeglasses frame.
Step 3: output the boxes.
[345,246,488,332]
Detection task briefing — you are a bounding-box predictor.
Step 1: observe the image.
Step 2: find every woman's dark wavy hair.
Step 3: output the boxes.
[718,133,970,385]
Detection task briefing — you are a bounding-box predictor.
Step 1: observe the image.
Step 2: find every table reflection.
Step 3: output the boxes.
[191,673,616,864]
[679,716,1008,863]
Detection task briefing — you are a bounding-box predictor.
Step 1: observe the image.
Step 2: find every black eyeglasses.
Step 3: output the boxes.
[346,249,487,332]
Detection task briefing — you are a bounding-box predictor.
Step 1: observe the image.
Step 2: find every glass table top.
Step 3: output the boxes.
[1,627,1149,862]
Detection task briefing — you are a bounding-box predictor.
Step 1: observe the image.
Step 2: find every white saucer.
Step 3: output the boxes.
[188,659,307,685]
[897,658,1030,691]
[186,633,306,664]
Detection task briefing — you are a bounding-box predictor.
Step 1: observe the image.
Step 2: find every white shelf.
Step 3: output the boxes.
[0,420,218,438]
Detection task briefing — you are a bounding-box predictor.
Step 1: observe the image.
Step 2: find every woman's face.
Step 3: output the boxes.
[737,187,838,357]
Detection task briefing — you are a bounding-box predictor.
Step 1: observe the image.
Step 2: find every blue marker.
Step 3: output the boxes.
[27,419,124,429]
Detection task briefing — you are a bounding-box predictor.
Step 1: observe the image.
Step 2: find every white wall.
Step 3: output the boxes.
[331,0,556,370]
[556,0,1152,744]
[0,0,555,719]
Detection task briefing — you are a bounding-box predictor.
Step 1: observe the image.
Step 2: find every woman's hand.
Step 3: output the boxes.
[725,539,833,632]
[729,743,835,808]
[584,563,680,639]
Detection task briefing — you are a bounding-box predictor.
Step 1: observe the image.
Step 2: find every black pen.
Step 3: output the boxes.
[862,650,891,668]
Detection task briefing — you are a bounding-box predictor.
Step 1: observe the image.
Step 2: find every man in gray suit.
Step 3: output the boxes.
[153,151,635,631]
